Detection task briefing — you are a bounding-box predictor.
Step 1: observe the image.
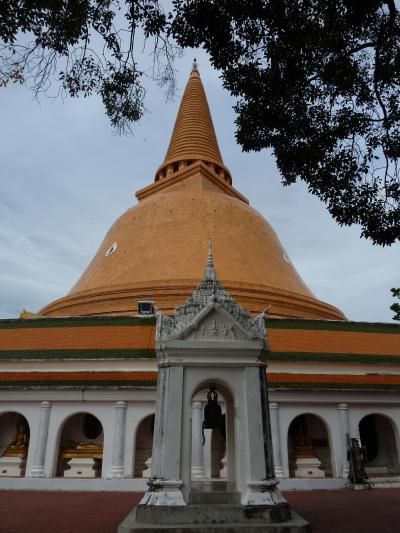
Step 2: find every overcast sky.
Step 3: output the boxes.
[0,49,399,323]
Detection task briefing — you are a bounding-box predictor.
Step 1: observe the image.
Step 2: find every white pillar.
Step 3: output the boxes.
[240,367,285,506]
[151,366,184,481]
[31,401,51,477]
[109,400,127,478]
[191,401,205,479]
[270,402,285,478]
[337,403,350,478]
[203,428,212,478]
[140,365,185,506]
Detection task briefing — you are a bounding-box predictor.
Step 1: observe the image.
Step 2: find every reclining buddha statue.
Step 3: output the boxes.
[60,441,103,460]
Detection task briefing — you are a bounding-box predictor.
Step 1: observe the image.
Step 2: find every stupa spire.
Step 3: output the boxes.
[154,63,232,184]
[164,62,223,164]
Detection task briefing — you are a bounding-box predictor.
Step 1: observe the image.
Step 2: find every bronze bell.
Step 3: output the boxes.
[202,383,223,444]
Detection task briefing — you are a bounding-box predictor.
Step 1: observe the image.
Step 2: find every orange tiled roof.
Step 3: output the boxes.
[0,317,398,364]
[0,326,397,357]
[270,373,400,385]
[269,328,400,356]
[0,325,155,351]
[0,371,157,383]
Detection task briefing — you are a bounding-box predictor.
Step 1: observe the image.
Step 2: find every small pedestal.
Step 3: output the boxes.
[295,457,325,478]
[64,457,101,478]
[0,456,26,477]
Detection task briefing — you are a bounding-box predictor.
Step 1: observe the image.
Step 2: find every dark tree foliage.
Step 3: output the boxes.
[172,0,400,245]
[391,287,400,320]
[0,1,178,133]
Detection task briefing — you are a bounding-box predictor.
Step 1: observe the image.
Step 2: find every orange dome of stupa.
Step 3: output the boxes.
[40,64,345,320]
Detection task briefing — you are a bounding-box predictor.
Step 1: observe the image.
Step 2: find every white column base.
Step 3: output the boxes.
[139,479,186,506]
[191,465,205,479]
[30,465,46,477]
[295,457,325,478]
[242,480,287,506]
[0,456,26,477]
[274,466,286,478]
[108,466,126,479]
[64,458,101,478]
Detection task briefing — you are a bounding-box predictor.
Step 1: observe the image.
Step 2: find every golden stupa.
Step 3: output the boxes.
[41,65,345,320]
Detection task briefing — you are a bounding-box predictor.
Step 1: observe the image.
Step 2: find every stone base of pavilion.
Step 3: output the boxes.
[119,505,310,532]
[118,482,310,532]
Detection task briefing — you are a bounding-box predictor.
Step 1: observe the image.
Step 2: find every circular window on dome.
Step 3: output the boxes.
[82,414,103,440]
[105,241,117,256]
[283,252,290,264]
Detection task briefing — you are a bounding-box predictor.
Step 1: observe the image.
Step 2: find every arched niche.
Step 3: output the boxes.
[134,414,155,477]
[191,381,235,488]
[359,414,400,474]
[56,412,104,478]
[287,413,333,478]
[0,412,30,477]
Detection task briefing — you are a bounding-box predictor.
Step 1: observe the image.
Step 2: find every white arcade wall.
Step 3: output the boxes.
[0,388,399,490]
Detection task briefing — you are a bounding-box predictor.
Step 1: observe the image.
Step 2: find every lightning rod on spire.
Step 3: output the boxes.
[204,237,216,281]
[207,237,214,268]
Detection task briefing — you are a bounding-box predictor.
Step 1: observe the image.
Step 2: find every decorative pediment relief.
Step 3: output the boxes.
[181,308,249,342]
[192,317,234,341]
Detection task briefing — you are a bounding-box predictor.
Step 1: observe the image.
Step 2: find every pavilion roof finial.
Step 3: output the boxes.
[192,57,198,72]
[205,237,216,281]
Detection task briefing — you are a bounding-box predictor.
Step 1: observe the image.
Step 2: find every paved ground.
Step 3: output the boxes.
[0,489,400,532]
[285,489,400,533]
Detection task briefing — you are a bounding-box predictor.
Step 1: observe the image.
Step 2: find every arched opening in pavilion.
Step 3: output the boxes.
[197,413,226,480]
[134,414,155,478]
[0,412,30,477]
[287,413,333,478]
[359,414,400,475]
[56,412,104,478]
[190,381,235,490]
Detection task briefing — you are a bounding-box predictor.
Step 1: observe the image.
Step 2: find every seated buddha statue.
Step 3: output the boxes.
[294,426,315,459]
[3,426,29,458]
[61,441,103,460]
